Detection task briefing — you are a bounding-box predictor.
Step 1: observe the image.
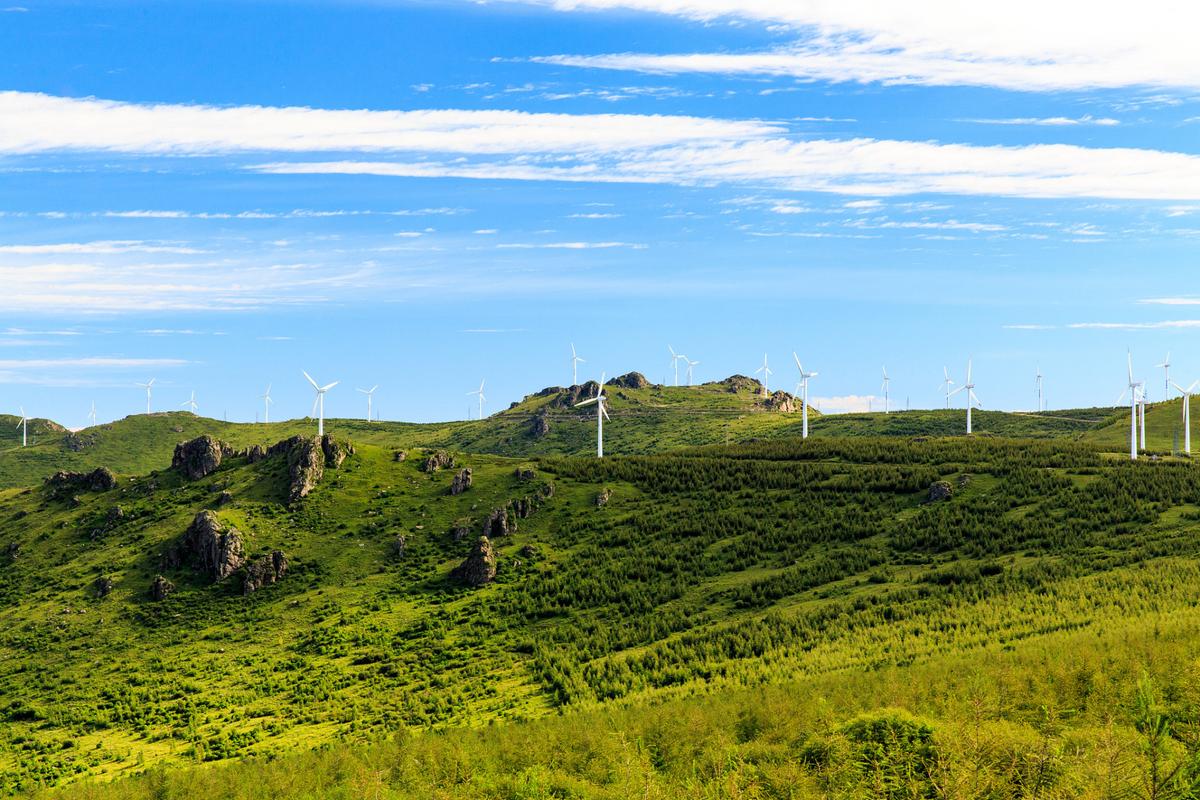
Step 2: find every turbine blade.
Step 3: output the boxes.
[320,381,339,391]
[311,395,320,416]
[574,397,599,408]
[601,405,610,421]
[303,371,319,389]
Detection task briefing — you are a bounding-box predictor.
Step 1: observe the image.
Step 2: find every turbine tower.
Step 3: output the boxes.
[686,358,699,387]
[571,343,585,386]
[302,371,338,436]
[668,345,686,387]
[88,401,96,428]
[1172,379,1198,455]
[939,368,955,409]
[1035,367,1044,412]
[881,367,890,414]
[1117,352,1142,460]
[467,379,486,420]
[792,353,818,439]
[574,371,610,458]
[755,354,772,397]
[136,378,156,414]
[948,359,981,434]
[357,385,379,422]
[261,384,273,424]
[15,407,27,447]
[1157,352,1172,402]
[180,390,198,414]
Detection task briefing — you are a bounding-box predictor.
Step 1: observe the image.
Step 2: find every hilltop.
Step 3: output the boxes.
[5,431,1200,795]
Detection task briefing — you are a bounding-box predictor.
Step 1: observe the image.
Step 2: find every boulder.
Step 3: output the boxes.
[215,490,233,506]
[482,506,515,537]
[169,511,246,582]
[320,435,350,468]
[596,488,613,507]
[528,411,551,439]
[928,481,954,502]
[392,534,407,557]
[956,474,972,489]
[172,435,235,480]
[44,467,118,498]
[453,536,497,587]
[547,381,601,410]
[514,467,537,482]
[63,432,96,452]
[761,390,797,413]
[720,374,761,394]
[245,444,267,463]
[421,450,455,473]
[606,372,651,389]
[149,575,175,601]
[243,550,287,594]
[451,525,470,542]
[93,576,114,598]
[393,450,407,462]
[268,436,326,503]
[449,468,473,496]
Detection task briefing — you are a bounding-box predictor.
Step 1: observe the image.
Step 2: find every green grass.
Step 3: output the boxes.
[6,431,1200,794]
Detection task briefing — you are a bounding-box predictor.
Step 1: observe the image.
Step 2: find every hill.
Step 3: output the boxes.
[6,432,1200,794]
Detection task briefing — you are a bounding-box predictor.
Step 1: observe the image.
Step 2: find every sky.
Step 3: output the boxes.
[2,0,1200,426]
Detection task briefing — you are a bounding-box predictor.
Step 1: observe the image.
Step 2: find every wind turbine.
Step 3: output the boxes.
[302,371,338,436]
[948,359,981,434]
[1117,352,1142,460]
[357,385,378,422]
[88,401,96,428]
[574,371,610,457]
[880,367,890,414]
[1156,352,1172,402]
[180,390,198,414]
[792,353,817,439]
[668,345,686,386]
[571,343,585,386]
[939,368,955,409]
[755,354,772,397]
[1172,379,1198,455]
[685,358,700,387]
[261,384,273,424]
[467,379,486,420]
[136,378,156,414]
[15,407,27,447]
[1035,367,1045,412]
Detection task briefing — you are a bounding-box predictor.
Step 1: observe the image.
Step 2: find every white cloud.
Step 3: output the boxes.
[1140,297,1200,306]
[844,199,882,209]
[9,91,1200,201]
[1068,320,1200,329]
[961,115,1120,126]
[568,212,623,218]
[522,0,1200,92]
[809,394,881,414]
[496,241,645,249]
[0,240,200,255]
[474,229,498,234]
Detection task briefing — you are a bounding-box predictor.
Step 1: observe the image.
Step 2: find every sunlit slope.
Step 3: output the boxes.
[8,435,1200,791]
[1082,396,1200,454]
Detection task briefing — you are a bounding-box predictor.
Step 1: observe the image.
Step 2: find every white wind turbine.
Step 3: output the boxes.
[15,407,27,447]
[261,384,273,424]
[357,385,378,422]
[180,390,198,414]
[668,345,687,386]
[467,379,486,420]
[755,353,772,397]
[948,359,981,434]
[88,401,96,428]
[302,371,338,436]
[792,353,818,439]
[1156,352,1172,402]
[880,367,890,414]
[1035,366,1045,412]
[939,368,955,409]
[1117,352,1142,461]
[686,357,700,387]
[1172,379,1198,456]
[574,371,610,458]
[136,378,156,414]
[571,343,585,386]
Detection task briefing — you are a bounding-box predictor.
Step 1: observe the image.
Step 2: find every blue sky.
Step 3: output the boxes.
[2,0,1200,426]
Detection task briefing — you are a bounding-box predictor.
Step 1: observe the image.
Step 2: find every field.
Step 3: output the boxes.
[1,404,1199,796]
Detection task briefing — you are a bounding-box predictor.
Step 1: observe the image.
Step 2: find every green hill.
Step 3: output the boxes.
[6,433,1200,795]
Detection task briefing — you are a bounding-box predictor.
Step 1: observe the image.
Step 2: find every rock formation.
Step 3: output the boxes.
[928,481,954,502]
[606,371,651,389]
[264,435,350,503]
[44,467,118,498]
[482,506,515,537]
[243,551,287,594]
[760,390,797,413]
[171,435,235,480]
[453,536,497,587]
[596,488,613,507]
[421,450,455,473]
[449,467,473,495]
[93,576,114,598]
[167,511,246,582]
[392,534,407,557]
[149,575,174,601]
[720,375,761,394]
[528,410,551,439]
[514,467,537,482]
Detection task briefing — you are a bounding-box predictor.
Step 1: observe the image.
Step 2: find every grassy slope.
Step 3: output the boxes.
[1083,395,1200,454]
[5,435,1200,794]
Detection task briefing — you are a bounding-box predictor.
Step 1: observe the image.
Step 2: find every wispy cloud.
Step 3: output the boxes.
[1140,297,1200,306]
[0,240,201,255]
[521,1,1200,92]
[1068,320,1200,329]
[959,115,1120,126]
[496,241,646,249]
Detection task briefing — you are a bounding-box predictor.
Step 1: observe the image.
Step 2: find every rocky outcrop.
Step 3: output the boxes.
[761,390,797,413]
[421,450,454,473]
[44,467,118,498]
[150,575,174,601]
[451,524,470,542]
[243,550,287,594]
[393,450,407,462]
[172,435,235,480]
[321,436,349,469]
[215,490,233,507]
[545,382,601,410]
[928,481,954,502]
[449,468,473,496]
[93,576,114,598]
[453,536,497,587]
[528,410,551,439]
[606,372,651,389]
[392,534,407,557]
[482,506,515,537]
[167,511,246,582]
[514,467,537,482]
[264,435,351,503]
[596,488,613,507]
[63,432,96,452]
[720,375,761,394]
[245,444,267,463]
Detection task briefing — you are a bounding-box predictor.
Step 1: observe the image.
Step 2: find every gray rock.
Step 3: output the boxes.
[928,481,954,502]
[596,488,613,507]
[449,467,473,496]
[169,511,246,582]
[421,450,454,473]
[453,536,497,587]
[243,550,287,594]
[149,575,174,601]
[171,435,234,480]
[606,371,650,389]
